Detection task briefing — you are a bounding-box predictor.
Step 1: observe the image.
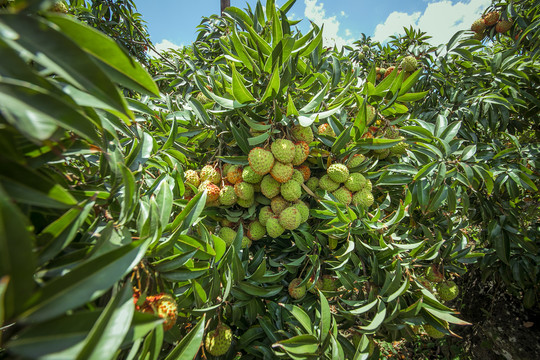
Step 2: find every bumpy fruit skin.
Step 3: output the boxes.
[219,227,237,245]
[237,196,255,208]
[279,206,302,230]
[248,147,275,175]
[374,147,390,159]
[318,123,335,137]
[292,141,310,165]
[200,165,221,185]
[196,92,211,104]
[261,175,280,199]
[199,181,220,203]
[496,19,513,33]
[483,11,500,26]
[416,276,434,291]
[234,182,254,200]
[322,275,338,291]
[205,324,233,356]
[307,277,324,294]
[241,236,251,248]
[259,206,274,226]
[366,105,376,123]
[352,189,374,207]
[384,66,395,78]
[288,278,306,299]
[347,154,365,168]
[291,125,314,143]
[400,55,417,72]
[291,170,305,184]
[222,163,233,176]
[185,169,200,188]
[293,200,309,223]
[155,295,178,331]
[242,166,263,184]
[345,173,367,192]
[327,163,349,183]
[219,185,237,206]
[226,165,243,184]
[281,180,302,201]
[266,216,285,238]
[333,187,353,205]
[270,162,294,183]
[437,280,459,301]
[471,18,486,32]
[296,164,311,181]
[50,1,68,13]
[306,177,319,192]
[424,324,446,339]
[319,175,339,192]
[271,139,295,163]
[248,220,266,240]
[473,31,485,40]
[385,126,400,139]
[390,140,407,155]
[425,265,444,283]
[271,196,289,215]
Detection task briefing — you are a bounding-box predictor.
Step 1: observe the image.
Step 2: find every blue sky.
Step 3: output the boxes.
[134,0,492,52]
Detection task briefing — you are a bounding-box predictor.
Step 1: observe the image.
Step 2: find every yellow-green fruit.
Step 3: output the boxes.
[241,236,251,248]
[471,18,486,32]
[347,154,365,169]
[319,175,339,192]
[234,182,254,200]
[288,278,306,299]
[271,196,289,215]
[242,166,263,184]
[296,165,311,182]
[318,123,335,137]
[226,165,243,184]
[248,221,266,241]
[219,185,237,206]
[345,173,367,192]
[200,165,221,185]
[308,277,324,294]
[266,216,285,238]
[199,181,220,203]
[260,175,280,199]
[306,177,319,192]
[237,196,255,208]
[496,19,513,33]
[50,1,68,13]
[291,170,305,184]
[279,206,302,230]
[222,163,233,175]
[333,187,353,205]
[424,324,446,339]
[293,200,309,223]
[367,105,376,123]
[184,169,200,188]
[390,140,407,155]
[364,179,373,192]
[258,206,274,226]
[352,189,374,207]
[281,180,302,202]
[248,147,275,175]
[374,148,390,159]
[322,275,338,291]
[327,163,349,183]
[196,92,211,104]
[425,266,444,283]
[385,126,400,139]
[436,280,459,301]
[473,31,485,41]
[270,162,294,183]
[205,323,233,356]
[292,141,310,166]
[271,139,295,163]
[219,227,237,246]
[291,125,314,143]
[400,55,418,72]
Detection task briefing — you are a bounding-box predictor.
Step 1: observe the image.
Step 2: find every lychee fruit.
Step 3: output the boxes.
[292,141,310,165]
[199,181,220,203]
[260,175,280,199]
[205,323,233,356]
[270,162,294,183]
[483,11,500,26]
[291,169,305,184]
[347,154,365,169]
[271,196,289,215]
[291,125,314,143]
[352,189,374,207]
[155,294,178,331]
[288,278,306,299]
[248,220,266,240]
[234,181,254,200]
[184,169,200,188]
[237,196,255,208]
[293,200,309,223]
[319,174,339,192]
[318,123,335,137]
[219,227,237,246]
[436,280,459,301]
[327,163,349,183]
[226,165,243,184]
[271,139,295,163]
[496,19,513,33]
[200,165,221,185]
[345,173,367,192]
[471,18,486,32]
[219,185,237,206]
[242,166,263,184]
[281,180,302,202]
[278,206,302,230]
[258,206,274,226]
[306,177,319,192]
[295,164,311,182]
[384,66,395,78]
[248,147,275,175]
[266,216,285,238]
[400,55,417,72]
[332,187,353,205]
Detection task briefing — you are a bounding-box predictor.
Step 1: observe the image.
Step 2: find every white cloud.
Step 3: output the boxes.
[148,39,183,57]
[373,0,491,45]
[345,29,351,37]
[304,0,355,47]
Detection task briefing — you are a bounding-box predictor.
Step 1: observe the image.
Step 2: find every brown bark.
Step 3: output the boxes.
[221,0,230,14]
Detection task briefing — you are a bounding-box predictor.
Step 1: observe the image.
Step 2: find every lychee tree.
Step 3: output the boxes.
[0,0,538,359]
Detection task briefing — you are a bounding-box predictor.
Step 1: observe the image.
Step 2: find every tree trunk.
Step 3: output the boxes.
[221,0,230,14]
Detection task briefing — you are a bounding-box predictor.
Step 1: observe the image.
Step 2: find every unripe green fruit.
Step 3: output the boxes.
[345,173,367,192]
[321,275,338,291]
[279,206,302,230]
[319,175,339,192]
[318,123,335,137]
[219,185,237,206]
[226,165,243,184]
[248,147,275,175]
[292,141,310,166]
[205,323,233,356]
[333,187,353,205]
[266,216,285,238]
[248,221,266,241]
[271,196,289,215]
[237,196,255,208]
[185,169,200,187]
[271,139,295,163]
[288,278,306,299]
[242,166,263,183]
[293,200,309,223]
[352,189,374,207]
[281,180,302,201]
[200,165,221,185]
[258,206,274,226]
[347,154,365,169]
[390,141,407,155]
[291,125,314,143]
[291,170,305,184]
[425,266,444,283]
[306,177,319,192]
[261,175,280,199]
[400,55,418,72]
[219,227,237,246]
[327,163,349,183]
[436,280,459,301]
[270,162,294,183]
[241,236,251,248]
[234,182,254,200]
[199,181,220,203]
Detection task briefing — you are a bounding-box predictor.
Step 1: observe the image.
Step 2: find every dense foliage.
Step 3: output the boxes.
[0,0,538,359]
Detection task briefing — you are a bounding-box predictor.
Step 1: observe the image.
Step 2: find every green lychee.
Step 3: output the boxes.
[333,187,353,205]
[237,196,255,208]
[200,165,221,185]
[219,185,237,206]
[266,216,285,238]
[278,206,302,230]
[347,154,365,169]
[271,196,289,215]
[400,55,418,72]
[352,189,374,207]
[281,180,302,202]
[270,161,293,183]
[345,173,367,192]
[234,182,254,200]
[425,266,444,283]
[292,141,310,166]
[184,169,200,188]
[241,236,251,248]
[242,166,263,183]
[436,280,459,301]
[248,220,266,241]
[271,139,295,163]
[248,147,275,175]
[318,123,335,137]
[226,165,243,184]
[319,175,339,192]
[260,175,280,199]
[291,170,305,184]
[258,206,274,226]
[291,125,314,143]
[219,227,237,246]
[327,163,349,183]
[288,278,306,299]
[293,200,310,223]
[205,323,233,356]
[471,18,486,32]
[295,164,311,182]
[306,177,319,192]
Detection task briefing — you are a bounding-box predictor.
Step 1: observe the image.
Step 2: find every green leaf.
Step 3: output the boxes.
[287,93,299,116]
[299,83,329,113]
[47,15,159,97]
[280,303,313,334]
[76,284,134,360]
[163,314,206,360]
[299,25,323,57]
[319,291,331,343]
[20,239,150,324]
[261,64,281,102]
[359,300,386,333]
[237,282,283,297]
[119,163,137,225]
[231,64,256,103]
[0,185,36,319]
[274,334,319,355]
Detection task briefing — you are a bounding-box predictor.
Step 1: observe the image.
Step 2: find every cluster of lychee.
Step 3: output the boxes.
[371,126,408,160]
[287,274,339,300]
[471,11,513,40]
[375,55,418,81]
[133,290,178,331]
